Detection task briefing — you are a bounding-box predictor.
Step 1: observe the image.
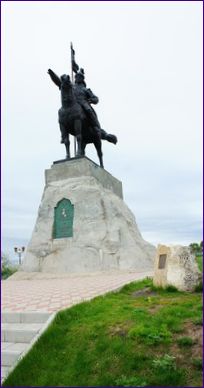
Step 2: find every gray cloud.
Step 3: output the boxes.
[2,1,202,260]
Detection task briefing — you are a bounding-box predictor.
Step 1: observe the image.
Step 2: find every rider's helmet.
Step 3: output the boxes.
[75,68,86,86]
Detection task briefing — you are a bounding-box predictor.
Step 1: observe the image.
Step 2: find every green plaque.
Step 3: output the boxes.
[53,198,74,239]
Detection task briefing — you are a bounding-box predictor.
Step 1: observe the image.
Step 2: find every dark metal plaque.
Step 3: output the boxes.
[158,254,167,269]
[53,198,74,239]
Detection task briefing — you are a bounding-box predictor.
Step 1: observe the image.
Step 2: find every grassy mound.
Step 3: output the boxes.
[3,278,203,387]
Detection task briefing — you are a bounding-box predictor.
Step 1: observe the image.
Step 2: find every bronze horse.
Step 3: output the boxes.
[48,69,117,168]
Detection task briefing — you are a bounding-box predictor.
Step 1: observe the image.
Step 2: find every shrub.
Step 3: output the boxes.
[192,358,202,370]
[151,355,185,386]
[150,368,185,386]
[193,317,203,326]
[115,375,147,387]
[194,281,203,292]
[152,354,176,371]
[165,285,178,292]
[196,256,203,272]
[1,252,18,279]
[177,336,193,347]
[128,325,172,345]
[189,243,201,255]
[151,284,179,293]
[132,307,148,317]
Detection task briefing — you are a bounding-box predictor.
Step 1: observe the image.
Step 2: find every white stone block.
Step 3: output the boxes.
[153,244,201,291]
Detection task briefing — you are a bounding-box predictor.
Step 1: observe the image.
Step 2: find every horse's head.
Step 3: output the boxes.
[60,74,76,107]
[60,74,72,87]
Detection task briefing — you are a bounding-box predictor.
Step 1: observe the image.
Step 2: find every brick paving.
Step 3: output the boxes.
[2,271,153,313]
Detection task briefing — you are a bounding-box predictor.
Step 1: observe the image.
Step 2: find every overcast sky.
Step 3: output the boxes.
[2,1,203,261]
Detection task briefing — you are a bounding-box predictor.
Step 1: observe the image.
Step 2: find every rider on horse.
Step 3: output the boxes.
[48,67,117,147]
[73,68,117,145]
[74,69,101,137]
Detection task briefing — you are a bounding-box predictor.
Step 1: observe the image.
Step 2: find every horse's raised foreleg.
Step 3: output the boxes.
[94,133,104,168]
[74,119,82,156]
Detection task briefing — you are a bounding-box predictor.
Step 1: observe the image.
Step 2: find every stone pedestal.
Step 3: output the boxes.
[153,244,201,291]
[22,157,155,273]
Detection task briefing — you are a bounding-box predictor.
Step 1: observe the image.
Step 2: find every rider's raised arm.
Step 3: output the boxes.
[47,69,61,89]
[86,88,99,104]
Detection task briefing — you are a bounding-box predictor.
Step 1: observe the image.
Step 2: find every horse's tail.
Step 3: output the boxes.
[101,129,117,144]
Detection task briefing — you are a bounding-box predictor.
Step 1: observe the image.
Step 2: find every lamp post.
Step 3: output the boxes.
[14,246,25,266]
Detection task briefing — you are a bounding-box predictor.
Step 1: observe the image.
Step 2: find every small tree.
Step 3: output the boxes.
[1,252,17,279]
[1,252,10,269]
[189,243,200,254]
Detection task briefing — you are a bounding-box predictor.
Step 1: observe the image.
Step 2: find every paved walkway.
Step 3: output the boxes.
[2,270,153,313]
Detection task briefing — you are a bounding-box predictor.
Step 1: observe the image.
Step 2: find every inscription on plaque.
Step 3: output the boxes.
[53,198,74,239]
[158,254,167,269]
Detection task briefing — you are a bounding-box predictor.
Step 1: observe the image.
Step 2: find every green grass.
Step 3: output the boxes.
[177,336,194,347]
[3,278,203,387]
[197,255,203,272]
[192,358,203,370]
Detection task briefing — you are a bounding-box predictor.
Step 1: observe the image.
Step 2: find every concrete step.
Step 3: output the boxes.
[1,341,28,351]
[1,323,43,343]
[1,366,10,380]
[2,349,22,367]
[2,343,28,366]
[2,311,51,324]
[1,311,56,384]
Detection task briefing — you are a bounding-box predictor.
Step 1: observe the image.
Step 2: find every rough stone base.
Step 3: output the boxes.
[22,157,155,273]
[153,244,201,291]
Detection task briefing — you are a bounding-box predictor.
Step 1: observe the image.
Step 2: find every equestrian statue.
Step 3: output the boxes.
[47,45,117,168]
